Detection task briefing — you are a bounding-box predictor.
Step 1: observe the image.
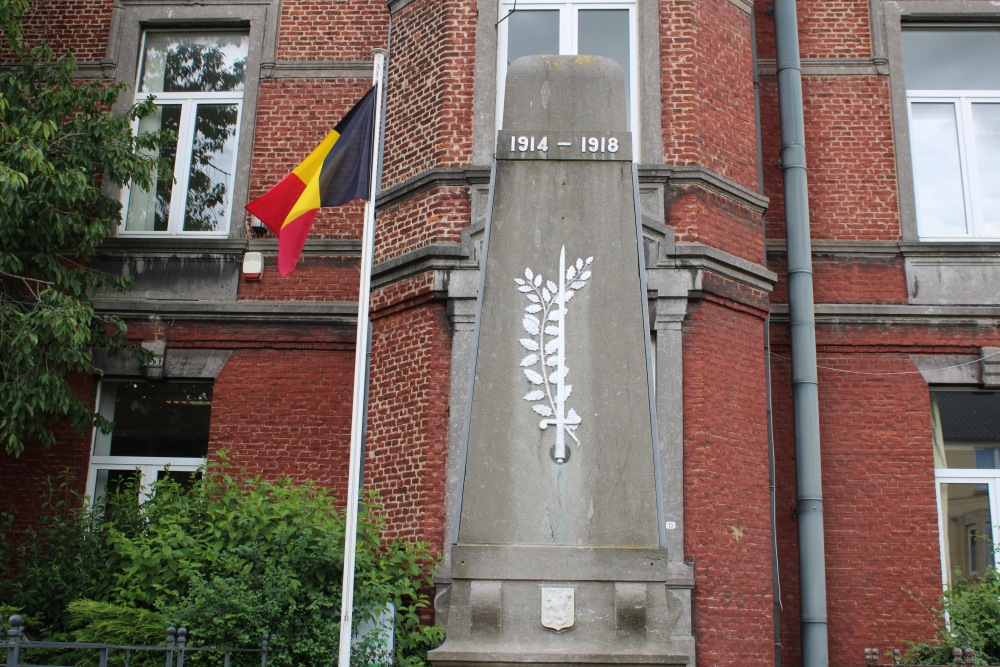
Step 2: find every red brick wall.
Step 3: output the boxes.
[210,347,356,493]
[238,255,361,301]
[375,186,471,264]
[366,294,452,552]
[753,0,872,62]
[670,186,765,265]
[759,76,900,243]
[380,0,477,190]
[769,332,949,667]
[660,0,759,190]
[276,0,388,62]
[0,374,94,538]
[17,0,113,60]
[768,255,909,305]
[683,292,775,667]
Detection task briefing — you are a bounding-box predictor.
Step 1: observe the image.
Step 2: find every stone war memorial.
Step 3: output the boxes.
[430,55,694,667]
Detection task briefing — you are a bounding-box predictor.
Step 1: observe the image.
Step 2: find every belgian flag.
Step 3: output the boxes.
[247,86,378,276]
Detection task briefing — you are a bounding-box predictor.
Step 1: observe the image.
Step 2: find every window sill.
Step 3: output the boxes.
[901,242,1000,305]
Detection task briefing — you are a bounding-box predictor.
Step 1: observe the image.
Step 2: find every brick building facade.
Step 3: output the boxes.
[4,1,1000,665]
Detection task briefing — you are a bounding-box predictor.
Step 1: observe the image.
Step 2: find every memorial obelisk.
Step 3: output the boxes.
[430,55,688,667]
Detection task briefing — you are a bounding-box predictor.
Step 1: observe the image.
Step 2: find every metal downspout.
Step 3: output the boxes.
[751,7,782,665]
[772,1,829,666]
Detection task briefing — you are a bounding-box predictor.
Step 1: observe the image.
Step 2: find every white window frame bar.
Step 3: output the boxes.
[496,0,639,158]
[119,31,246,238]
[86,381,208,504]
[935,474,1000,588]
[908,91,1000,241]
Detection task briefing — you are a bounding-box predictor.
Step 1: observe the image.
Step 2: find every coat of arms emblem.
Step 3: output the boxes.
[540,587,575,632]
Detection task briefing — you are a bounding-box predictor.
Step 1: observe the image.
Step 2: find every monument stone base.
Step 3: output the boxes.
[430,545,692,667]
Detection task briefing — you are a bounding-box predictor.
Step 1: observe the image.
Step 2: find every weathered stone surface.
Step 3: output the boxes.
[431,55,689,667]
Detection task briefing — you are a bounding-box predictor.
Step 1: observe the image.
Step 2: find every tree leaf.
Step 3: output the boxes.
[523,390,545,401]
[522,314,540,335]
[533,404,553,417]
[523,368,544,385]
[525,304,542,314]
[519,353,539,367]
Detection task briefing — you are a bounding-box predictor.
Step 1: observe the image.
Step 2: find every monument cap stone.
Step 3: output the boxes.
[503,55,628,132]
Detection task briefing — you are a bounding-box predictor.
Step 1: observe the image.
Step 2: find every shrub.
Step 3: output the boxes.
[0,464,444,667]
[904,570,1000,665]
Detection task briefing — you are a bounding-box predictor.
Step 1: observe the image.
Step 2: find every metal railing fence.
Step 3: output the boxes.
[3,615,273,667]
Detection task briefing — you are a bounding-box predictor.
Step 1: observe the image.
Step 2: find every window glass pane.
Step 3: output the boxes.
[910,102,968,236]
[183,103,240,232]
[507,10,560,66]
[139,32,248,93]
[124,104,181,232]
[940,483,995,585]
[902,29,1000,91]
[972,103,1000,236]
[107,382,212,458]
[936,392,1000,468]
[92,469,141,507]
[578,9,631,126]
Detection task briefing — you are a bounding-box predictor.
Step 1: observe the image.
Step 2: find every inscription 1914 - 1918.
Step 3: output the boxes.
[496,130,632,162]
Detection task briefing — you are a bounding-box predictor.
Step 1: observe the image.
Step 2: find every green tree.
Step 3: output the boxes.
[0,0,164,455]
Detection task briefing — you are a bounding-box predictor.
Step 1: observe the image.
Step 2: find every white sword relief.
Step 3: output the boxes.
[516,246,593,464]
[539,247,579,463]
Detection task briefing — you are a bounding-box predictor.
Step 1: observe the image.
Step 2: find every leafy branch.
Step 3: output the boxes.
[514,253,593,449]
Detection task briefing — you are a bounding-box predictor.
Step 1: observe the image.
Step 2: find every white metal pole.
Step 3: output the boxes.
[338,47,388,667]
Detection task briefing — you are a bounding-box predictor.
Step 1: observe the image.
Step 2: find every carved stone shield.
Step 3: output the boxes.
[541,587,575,632]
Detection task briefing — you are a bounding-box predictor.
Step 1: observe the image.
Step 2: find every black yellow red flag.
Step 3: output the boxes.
[246,86,377,276]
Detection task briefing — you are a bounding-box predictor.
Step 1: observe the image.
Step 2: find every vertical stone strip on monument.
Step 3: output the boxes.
[430,55,689,667]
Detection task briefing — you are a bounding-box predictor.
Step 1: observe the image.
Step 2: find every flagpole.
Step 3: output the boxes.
[338,47,388,667]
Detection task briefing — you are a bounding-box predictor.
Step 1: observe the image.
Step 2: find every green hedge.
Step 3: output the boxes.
[0,462,444,666]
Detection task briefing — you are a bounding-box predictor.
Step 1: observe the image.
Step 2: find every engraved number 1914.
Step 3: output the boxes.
[511,135,549,152]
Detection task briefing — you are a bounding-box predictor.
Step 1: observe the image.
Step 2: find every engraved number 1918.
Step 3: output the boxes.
[581,136,619,153]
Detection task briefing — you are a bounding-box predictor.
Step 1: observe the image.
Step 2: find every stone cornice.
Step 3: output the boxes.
[387,0,418,13]
[377,165,768,216]
[766,240,903,257]
[371,243,467,289]
[259,61,373,80]
[647,165,769,214]
[97,237,247,258]
[671,242,777,293]
[91,298,357,325]
[247,238,362,256]
[769,303,1000,326]
[377,167,493,211]
[757,57,889,77]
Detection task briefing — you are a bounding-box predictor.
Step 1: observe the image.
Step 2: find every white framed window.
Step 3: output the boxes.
[496,0,638,146]
[86,380,212,504]
[121,31,248,237]
[932,391,1000,586]
[903,28,1000,240]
